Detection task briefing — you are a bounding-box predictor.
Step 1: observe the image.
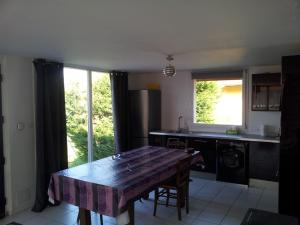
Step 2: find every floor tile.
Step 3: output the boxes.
[256,189,278,213]
[22,215,50,225]
[220,215,242,225]
[191,218,218,225]
[196,202,230,224]
[0,210,36,225]
[0,177,279,225]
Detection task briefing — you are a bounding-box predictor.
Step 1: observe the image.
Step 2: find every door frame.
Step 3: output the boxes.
[0,64,5,218]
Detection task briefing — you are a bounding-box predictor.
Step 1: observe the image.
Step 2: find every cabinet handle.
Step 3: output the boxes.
[276,170,279,178]
[194,139,208,143]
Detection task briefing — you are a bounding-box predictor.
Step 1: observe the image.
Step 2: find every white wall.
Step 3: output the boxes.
[129,65,281,134]
[0,56,35,215]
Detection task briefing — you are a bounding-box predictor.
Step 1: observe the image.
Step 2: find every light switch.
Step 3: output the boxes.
[17,122,25,131]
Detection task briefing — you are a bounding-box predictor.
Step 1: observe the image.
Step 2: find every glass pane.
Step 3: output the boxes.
[268,86,281,111]
[92,71,115,160]
[195,80,243,125]
[64,67,88,167]
[253,86,268,111]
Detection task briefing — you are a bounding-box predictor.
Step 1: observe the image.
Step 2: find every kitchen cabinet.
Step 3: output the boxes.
[249,142,279,181]
[252,73,282,111]
[149,135,217,173]
[149,132,279,183]
[149,134,165,146]
[279,55,300,217]
[188,138,216,173]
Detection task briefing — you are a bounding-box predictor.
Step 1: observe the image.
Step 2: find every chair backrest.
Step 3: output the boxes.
[176,156,192,187]
[167,138,187,149]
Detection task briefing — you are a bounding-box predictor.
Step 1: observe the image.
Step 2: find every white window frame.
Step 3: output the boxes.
[64,66,109,163]
[192,70,248,130]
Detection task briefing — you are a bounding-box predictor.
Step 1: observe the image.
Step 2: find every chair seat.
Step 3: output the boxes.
[153,156,192,221]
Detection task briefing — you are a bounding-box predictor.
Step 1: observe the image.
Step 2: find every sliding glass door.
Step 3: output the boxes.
[64,68,89,167]
[64,68,114,167]
[92,71,115,161]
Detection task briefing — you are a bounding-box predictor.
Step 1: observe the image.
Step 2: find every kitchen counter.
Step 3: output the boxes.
[149,130,280,143]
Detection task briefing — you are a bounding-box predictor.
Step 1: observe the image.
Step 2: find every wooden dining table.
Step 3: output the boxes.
[48,146,204,225]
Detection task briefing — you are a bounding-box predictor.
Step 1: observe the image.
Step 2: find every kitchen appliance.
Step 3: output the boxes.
[216,140,249,185]
[129,90,161,149]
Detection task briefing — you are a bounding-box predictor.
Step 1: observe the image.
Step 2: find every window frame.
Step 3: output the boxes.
[192,71,248,129]
[64,66,111,164]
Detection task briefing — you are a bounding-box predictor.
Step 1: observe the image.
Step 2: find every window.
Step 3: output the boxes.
[193,72,244,126]
[64,67,114,167]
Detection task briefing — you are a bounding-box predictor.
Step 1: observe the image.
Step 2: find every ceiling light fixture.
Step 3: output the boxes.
[162,55,176,77]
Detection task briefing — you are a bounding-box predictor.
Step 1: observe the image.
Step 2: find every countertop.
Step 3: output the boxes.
[149,130,280,143]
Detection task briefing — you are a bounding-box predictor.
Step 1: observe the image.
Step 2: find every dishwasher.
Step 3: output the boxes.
[216,140,249,185]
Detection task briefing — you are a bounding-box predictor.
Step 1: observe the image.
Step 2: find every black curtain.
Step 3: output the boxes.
[32,59,68,212]
[110,71,129,153]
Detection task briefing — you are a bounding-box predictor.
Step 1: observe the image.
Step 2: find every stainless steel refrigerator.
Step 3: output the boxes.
[129,90,161,149]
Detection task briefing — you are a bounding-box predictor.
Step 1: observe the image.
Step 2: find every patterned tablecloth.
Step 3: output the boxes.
[48,146,204,217]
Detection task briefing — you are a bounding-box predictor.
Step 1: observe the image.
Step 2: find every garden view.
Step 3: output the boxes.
[64,68,114,167]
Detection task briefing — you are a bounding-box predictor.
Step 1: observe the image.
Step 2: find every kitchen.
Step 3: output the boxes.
[127,58,299,222]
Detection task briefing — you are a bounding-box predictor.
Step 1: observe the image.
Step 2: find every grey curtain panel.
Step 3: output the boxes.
[110,71,129,153]
[32,59,68,212]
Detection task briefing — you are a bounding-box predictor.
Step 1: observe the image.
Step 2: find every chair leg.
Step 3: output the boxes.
[77,211,80,223]
[177,188,182,221]
[153,188,159,216]
[166,189,170,207]
[100,214,104,225]
[186,184,189,214]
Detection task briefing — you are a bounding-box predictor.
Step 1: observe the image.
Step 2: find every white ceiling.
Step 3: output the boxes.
[1,0,300,72]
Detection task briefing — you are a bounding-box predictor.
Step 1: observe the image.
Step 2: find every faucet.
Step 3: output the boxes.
[177,115,183,133]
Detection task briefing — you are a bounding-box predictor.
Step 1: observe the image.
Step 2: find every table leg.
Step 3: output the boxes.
[79,208,91,225]
[127,201,135,225]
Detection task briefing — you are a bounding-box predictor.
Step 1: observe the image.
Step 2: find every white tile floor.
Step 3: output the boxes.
[0,177,278,225]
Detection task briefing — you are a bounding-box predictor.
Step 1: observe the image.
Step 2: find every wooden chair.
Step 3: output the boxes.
[153,156,192,221]
[166,138,188,149]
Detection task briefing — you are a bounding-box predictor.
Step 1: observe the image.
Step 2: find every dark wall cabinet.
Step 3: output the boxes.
[252,73,282,111]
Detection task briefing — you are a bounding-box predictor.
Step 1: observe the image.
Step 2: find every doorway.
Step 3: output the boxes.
[0,64,5,218]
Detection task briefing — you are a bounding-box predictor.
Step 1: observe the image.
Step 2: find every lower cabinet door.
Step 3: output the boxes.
[249,142,279,182]
[190,139,216,173]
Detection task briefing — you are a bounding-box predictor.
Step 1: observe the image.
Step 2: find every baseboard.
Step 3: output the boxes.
[191,172,279,191]
[249,178,279,190]
[191,171,216,180]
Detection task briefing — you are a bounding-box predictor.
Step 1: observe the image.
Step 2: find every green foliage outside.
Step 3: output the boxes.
[195,81,220,124]
[65,75,114,167]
